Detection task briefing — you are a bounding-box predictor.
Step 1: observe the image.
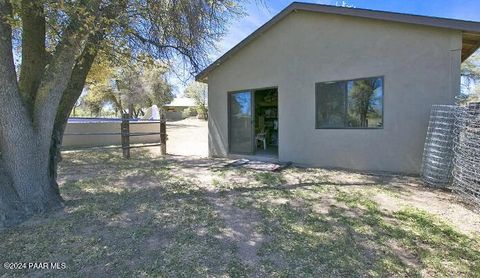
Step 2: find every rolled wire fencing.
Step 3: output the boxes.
[422,103,480,206]
[421,105,456,188]
[452,103,480,205]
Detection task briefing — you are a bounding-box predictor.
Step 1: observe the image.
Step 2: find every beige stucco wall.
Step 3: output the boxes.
[63,122,161,148]
[207,11,462,174]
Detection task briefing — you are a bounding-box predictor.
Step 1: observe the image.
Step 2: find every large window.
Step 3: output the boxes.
[315,76,383,129]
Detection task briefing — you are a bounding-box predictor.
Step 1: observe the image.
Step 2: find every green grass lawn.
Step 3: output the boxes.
[0,150,479,277]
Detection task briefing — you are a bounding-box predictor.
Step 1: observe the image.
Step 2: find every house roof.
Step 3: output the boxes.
[164,97,196,107]
[196,2,480,82]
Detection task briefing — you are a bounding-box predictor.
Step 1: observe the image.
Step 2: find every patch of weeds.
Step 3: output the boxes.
[232,196,255,209]
[139,195,243,277]
[291,184,332,201]
[211,177,239,192]
[211,178,221,188]
[128,166,172,180]
[333,192,480,277]
[253,172,286,186]
[386,207,480,276]
[226,259,251,277]
[214,169,228,179]
[232,188,416,276]
[254,201,394,277]
[335,190,379,212]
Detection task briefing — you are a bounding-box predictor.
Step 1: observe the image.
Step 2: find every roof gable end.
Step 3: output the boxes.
[196,2,480,82]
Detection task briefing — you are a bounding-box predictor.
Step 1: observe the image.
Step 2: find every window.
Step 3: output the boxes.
[315,77,383,129]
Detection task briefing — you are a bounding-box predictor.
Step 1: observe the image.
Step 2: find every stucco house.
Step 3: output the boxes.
[196,2,480,174]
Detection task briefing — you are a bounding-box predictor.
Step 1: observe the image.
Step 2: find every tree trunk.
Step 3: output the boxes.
[128,103,135,118]
[0,0,95,227]
[49,37,100,189]
[0,118,64,225]
[18,0,47,113]
[0,0,61,226]
[0,159,27,227]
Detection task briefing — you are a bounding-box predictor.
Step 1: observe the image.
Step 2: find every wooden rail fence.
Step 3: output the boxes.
[63,113,167,158]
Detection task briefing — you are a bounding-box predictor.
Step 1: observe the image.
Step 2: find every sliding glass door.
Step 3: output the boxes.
[228,91,254,154]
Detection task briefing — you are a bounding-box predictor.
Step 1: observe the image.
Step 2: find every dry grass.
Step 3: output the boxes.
[0,149,479,277]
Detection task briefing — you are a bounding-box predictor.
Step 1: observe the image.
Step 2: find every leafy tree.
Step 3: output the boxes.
[0,0,244,226]
[184,82,208,119]
[461,50,480,86]
[86,62,173,117]
[83,83,116,116]
[466,84,480,103]
[461,50,480,102]
[349,79,381,127]
[79,51,118,116]
[115,65,150,117]
[142,64,174,111]
[83,50,172,117]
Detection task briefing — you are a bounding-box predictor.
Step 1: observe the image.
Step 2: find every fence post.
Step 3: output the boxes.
[121,113,130,159]
[160,111,167,155]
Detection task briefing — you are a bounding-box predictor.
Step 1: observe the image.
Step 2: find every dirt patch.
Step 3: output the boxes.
[372,186,480,236]
[214,199,265,266]
[147,118,208,157]
[312,195,349,215]
[387,240,422,269]
[171,158,268,269]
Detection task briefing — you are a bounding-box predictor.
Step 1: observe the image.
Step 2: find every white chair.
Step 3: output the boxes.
[256,131,267,150]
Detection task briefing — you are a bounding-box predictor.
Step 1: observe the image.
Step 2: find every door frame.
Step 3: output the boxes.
[227,86,278,156]
[228,90,255,155]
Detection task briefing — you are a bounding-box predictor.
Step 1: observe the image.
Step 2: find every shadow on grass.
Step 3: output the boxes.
[0,173,251,277]
[235,186,480,277]
[1,150,478,277]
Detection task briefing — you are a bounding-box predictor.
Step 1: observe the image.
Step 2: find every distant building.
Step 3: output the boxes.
[163,97,197,120]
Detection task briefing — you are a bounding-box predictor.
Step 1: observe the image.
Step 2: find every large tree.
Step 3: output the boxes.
[184,81,208,119]
[349,79,381,127]
[0,0,243,227]
[85,61,174,117]
[114,63,174,117]
[461,50,480,102]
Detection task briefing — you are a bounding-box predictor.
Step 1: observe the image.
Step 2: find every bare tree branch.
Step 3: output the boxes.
[130,31,201,71]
